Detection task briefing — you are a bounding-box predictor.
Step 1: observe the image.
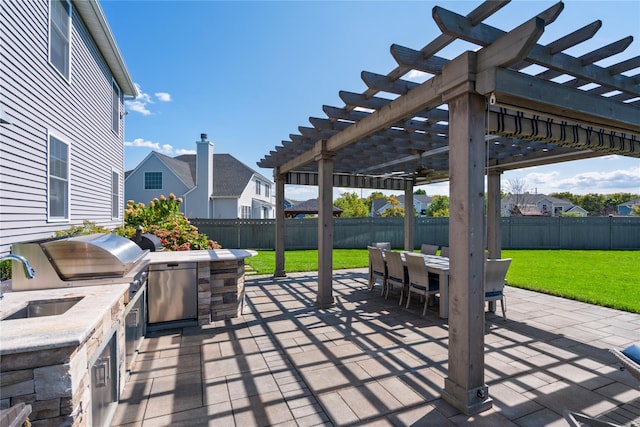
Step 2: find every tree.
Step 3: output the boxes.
[334,191,369,217]
[365,191,388,215]
[414,189,426,195]
[426,195,450,217]
[381,195,405,217]
[505,177,533,216]
[632,203,640,216]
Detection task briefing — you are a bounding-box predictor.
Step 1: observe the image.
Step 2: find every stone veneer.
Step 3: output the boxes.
[197,259,245,322]
[0,293,126,427]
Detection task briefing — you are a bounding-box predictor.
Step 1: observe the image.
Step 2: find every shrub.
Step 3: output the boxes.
[54,220,112,237]
[114,194,221,251]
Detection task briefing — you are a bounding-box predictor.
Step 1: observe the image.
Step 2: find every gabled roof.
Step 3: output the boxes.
[285,199,342,216]
[619,198,640,208]
[503,193,572,206]
[126,152,273,198]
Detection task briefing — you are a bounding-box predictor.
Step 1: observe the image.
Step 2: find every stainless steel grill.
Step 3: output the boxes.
[11,234,149,294]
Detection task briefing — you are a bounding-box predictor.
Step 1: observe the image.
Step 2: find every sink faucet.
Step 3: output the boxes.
[0,254,36,298]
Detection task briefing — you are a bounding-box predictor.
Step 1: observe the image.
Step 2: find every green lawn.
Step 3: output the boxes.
[246,249,640,314]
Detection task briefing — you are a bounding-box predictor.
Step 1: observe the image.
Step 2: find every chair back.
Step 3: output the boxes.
[405,253,430,288]
[484,258,512,296]
[368,246,386,275]
[374,242,391,251]
[385,251,406,284]
[420,244,439,255]
[440,246,450,257]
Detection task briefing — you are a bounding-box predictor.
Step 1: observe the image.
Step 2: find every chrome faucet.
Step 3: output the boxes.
[0,254,36,298]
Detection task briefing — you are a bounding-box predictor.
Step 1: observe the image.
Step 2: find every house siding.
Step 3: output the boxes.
[124,154,191,209]
[0,0,126,255]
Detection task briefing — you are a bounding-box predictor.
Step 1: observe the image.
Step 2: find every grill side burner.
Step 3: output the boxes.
[11,234,149,294]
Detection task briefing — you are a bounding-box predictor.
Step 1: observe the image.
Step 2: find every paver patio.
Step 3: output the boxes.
[111,268,640,426]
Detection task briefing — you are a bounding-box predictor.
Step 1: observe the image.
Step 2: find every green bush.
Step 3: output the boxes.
[54,220,112,237]
[114,194,221,251]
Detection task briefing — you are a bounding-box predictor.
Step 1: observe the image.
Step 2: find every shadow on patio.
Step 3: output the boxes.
[111,269,640,427]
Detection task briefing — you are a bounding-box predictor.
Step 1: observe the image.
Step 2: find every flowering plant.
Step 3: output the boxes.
[114,194,221,251]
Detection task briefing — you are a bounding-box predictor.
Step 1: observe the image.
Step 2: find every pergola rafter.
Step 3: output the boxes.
[259,0,639,416]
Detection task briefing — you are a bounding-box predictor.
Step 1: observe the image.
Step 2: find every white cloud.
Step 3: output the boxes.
[406,70,427,81]
[125,84,171,115]
[521,167,640,194]
[155,92,171,102]
[125,138,159,149]
[175,148,196,155]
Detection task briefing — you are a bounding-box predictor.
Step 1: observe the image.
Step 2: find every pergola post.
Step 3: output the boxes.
[441,61,491,414]
[487,170,502,259]
[316,147,335,308]
[274,172,286,277]
[404,183,414,251]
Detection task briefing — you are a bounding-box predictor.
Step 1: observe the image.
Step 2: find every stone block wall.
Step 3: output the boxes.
[195,259,245,322]
[0,293,126,427]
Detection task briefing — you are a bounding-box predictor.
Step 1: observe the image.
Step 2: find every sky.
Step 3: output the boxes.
[100,0,640,201]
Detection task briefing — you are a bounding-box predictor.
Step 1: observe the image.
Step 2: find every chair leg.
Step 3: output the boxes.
[501,296,507,320]
[381,278,386,296]
[422,297,428,316]
[398,288,404,306]
[406,289,411,309]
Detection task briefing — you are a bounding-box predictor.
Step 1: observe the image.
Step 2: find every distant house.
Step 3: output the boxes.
[371,194,432,217]
[284,199,342,218]
[0,0,136,255]
[125,134,275,219]
[501,194,586,217]
[618,198,640,216]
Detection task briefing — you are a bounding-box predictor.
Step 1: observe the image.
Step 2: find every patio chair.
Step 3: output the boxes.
[611,344,640,382]
[484,258,512,320]
[420,244,439,255]
[405,253,439,316]
[367,246,387,295]
[439,246,450,257]
[384,250,408,305]
[373,242,391,251]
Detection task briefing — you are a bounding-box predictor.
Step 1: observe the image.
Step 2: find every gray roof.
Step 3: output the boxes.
[285,199,342,214]
[130,152,271,198]
[503,194,572,205]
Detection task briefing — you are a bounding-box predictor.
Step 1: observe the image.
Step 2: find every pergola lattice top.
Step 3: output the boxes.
[258,0,639,190]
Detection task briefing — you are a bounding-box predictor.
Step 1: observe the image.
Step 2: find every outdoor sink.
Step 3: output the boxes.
[2,297,84,320]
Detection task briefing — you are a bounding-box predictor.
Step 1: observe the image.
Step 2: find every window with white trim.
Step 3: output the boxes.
[112,170,120,218]
[265,184,270,198]
[144,172,162,190]
[48,134,69,220]
[49,0,71,80]
[241,205,251,218]
[112,80,120,135]
[255,179,261,195]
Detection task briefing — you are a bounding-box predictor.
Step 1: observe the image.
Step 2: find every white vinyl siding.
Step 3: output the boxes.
[0,0,128,254]
[112,169,119,219]
[112,79,120,135]
[49,0,71,80]
[48,133,69,221]
[144,172,162,190]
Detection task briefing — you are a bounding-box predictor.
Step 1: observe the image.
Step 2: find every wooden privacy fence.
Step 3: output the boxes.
[191,217,640,250]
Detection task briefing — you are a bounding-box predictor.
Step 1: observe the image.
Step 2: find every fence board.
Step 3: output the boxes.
[190,217,640,250]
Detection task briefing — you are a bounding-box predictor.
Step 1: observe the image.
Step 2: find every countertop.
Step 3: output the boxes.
[145,248,257,264]
[0,284,129,355]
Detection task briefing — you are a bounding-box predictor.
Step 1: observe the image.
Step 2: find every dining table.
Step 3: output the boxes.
[396,252,450,319]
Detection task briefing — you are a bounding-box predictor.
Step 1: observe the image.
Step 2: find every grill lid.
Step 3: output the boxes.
[40,233,148,280]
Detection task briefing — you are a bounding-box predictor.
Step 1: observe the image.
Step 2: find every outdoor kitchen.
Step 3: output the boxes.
[0,233,255,427]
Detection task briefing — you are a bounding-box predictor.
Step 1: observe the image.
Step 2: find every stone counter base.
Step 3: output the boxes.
[198,259,245,322]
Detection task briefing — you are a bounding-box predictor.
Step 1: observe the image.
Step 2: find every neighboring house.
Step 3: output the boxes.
[618,198,640,216]
[284,199,342,218]
[0,0,136,255]
[501,194,586,217]
[125,134,275,219]
[371,194,432,217]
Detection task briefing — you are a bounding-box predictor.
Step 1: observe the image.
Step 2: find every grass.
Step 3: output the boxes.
[246,249,640,314]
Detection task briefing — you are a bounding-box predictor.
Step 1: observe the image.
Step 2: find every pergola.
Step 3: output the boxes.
[257,0,639,415]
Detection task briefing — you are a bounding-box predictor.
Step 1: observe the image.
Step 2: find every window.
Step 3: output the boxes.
[241,206,251,218]
[49,134,69,220]
[111,170,119,218]
[50,0,71,79]
[255,180,261,195]
[265,184,270,198]
[112,80,120,135]
[144,172,162,190]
